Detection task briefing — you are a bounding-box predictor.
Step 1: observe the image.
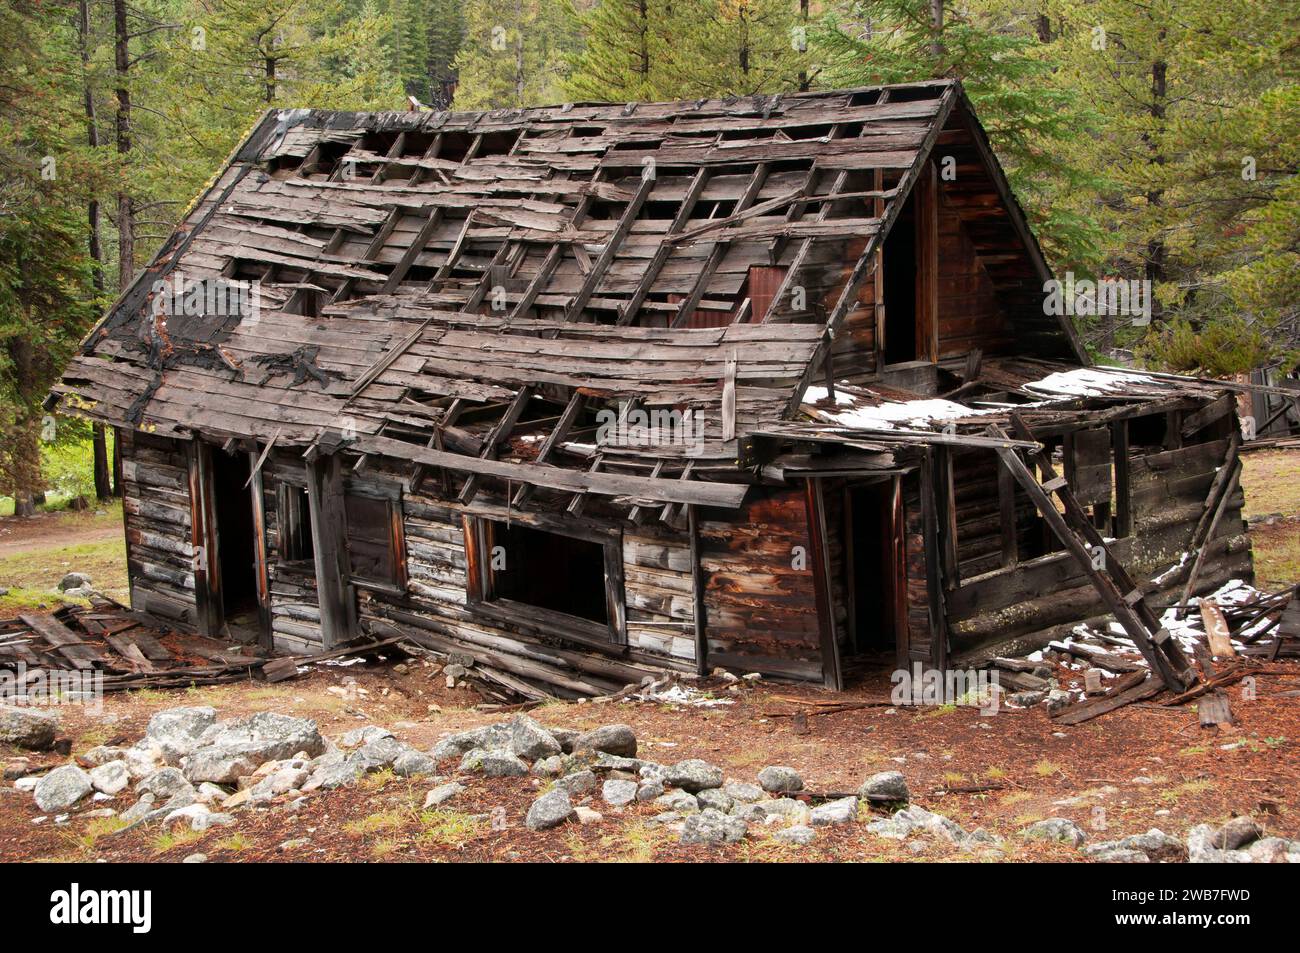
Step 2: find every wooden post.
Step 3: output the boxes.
[185,440,221,637]
[688,504,709,675]
[914,160,939,363]
[1111,419,1132,537]
[997,452,1018,568]
[918,451,949,670]
[306,453,356,649]
[247,448,273,650]
[804,478,843,690]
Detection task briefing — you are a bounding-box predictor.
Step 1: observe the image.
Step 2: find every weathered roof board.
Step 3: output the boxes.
[51,79,1085,506]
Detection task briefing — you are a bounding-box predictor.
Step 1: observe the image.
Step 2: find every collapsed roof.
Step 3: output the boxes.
[51,79,1088,509]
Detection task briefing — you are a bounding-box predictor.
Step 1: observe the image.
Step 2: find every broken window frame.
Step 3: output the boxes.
[462,513,627,650]
[276,481,315,565]
[341,480,407,595]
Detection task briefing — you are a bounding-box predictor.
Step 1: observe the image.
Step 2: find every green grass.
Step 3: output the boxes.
[0,502,126,615]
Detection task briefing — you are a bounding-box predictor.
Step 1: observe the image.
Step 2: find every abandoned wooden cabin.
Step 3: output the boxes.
[50,79,1253,695]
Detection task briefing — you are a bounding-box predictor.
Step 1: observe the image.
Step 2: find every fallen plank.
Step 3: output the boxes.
[18,612,107,669]
[1050,670,1161,725]
[1199,599,1237,658]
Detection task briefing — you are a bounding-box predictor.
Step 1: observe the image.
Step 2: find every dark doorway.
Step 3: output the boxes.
[882,192,917,364]
[845,480,901,660]
[486,520,609,626]
[209,449,259,627]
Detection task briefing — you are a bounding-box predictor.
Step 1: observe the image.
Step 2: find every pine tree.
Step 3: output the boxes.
[565,0,669,102]
[453,0,579,108]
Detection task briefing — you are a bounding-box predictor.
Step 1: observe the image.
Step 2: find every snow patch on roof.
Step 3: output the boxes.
[802,386,997,430]
[1021,366,1156,398]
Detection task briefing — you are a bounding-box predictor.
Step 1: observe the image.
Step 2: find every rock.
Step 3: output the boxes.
[1119,828,1187,863]
[680,808,747,845]
[588,752,644,773]
[120,793,156,824]
[164,804,234,832]
[195,783,227,805]
[145,707,217,763]
[138,767,194,800]
[0,704,58,750]
[477,750,529,778]
[636,779,665,802]
[751,797,810,826]
[858,771,909,803]
[249,767,309,799]
[1246,837,1292,863]
[393,750,437,778]
[722,781,765,803]
[88,761,130,796]
[525,789,573,831]
[572,724,637,758]
[186,713,325,777]
[13,776,39,792]
[553,769,597,797]
[546,727,580,753]
[867,806,966,843]
[122,742,165,780]
[302,760,363,792]
[664,758,723,792]
[773,825,817,846]
[654,791,700,814]
[182,853,207,864]
[182,749,257,785]
[602,778,638,807]
[340,725,393,748]
[757,766,803,794]
[810,796,858,826]
[79,745,125,768]
[1021,817,1087,847]
[697,788,734,813]
[58,572,92,591]
[1045,690,1072,715]
[423,782,465,809]
[1008,691,1046,707]
[353,736,406,771]
[573,806,603,825]
[1092,852,1154,868]
[503,715,562,761]
[430,730,488,762]
[34,765,92,812]
[532,756,565,778]
[1213,816,1262,851]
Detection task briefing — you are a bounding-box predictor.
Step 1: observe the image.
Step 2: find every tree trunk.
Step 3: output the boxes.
[1145,51,1168,312]
[265,55,276,103]
[112,427,123,497]
[930,0,945,60]
[81,0,113,502]
[798,0,810,91]
[113,0,133,289]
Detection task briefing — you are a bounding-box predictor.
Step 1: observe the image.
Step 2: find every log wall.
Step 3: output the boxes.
[120,430,198,626]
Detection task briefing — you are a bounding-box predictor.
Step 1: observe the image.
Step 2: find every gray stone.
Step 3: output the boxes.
[138,767,194,800]
[810,796,858,826]
[546,727,580,753]
[573,806,603,825]
[58,572,92,591]
[553,769,597,797]
[340,725,393,748]
[353,736,406,771]
[0,704,58,750]
[680,808,747,846]
[1089,848,1152,863]
[190,712,325,770]
[1246,837,1292,864]
[120,793,156,824]
[503,715,562,761]
[431,730,489,762]
[1213,816,1262,851]
[182,853,207,864]
[602,778,638,807]
[477,750,529,778]
[1008,691,1046,707]
[858,770,909,803]
[182,749,257,785]
[757,765,803,794]
[88,761,130,796]
[773,825,816,846]
[636,779,665,802]
[664,758,723,792]
[33,765,92,812]
[572,723,637,758]
[723,781,766,803]
[79,745,126,767]
[248,767,308,799]
[423,782,465,809]
[393,750,437,778]
[654,791,700,814]
[753,797,810,826]
[589,752,644,773]
[867,805,966,843]
[195,783,227,805]
[525,789,573,831]
[697,788,734,813]
[145,707,217,763]
[532,756,565,778]
[1119,828,1187,863]
[1046,690,1072,715]
[303,759,363,792]
[1020,817,1087,847]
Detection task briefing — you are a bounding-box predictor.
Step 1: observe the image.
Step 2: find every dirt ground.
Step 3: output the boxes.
[0,450,1297,863]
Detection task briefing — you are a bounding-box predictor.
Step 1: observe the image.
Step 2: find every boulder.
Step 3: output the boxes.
[723,781,766,803]
[302,760,364,792]
[757,766,803,794]
[602,778,638,807]
[810,796,858,827]
[145,707,217,763]
[120,793,156,824]
[58,572,93,591]
[1246,837,1293,863]
[553,769,597,797]
[34,765,92,812]
[393,750,437,778]
[752,797,811,826]
[573,806,603,825]
[773,825,817,846]
[546,727,580,753]
[477,750,529,778]
[79,745,126,767]
[1020,817,1087,847]
[422,782,465,809]
[636,779,665,802]
[0,705,58,750]
[664,758,723,792]
[525,789,573,831]
[572,724,637,758]
[858,771,909,803]
[137,767,194,800]
[1089,848,1150,863]
[88,761,130,796]
[680,808,747,846]
[531,756,565,778]
[185,713,324,781]
[340,725,393,748]
[697,789,734,813]
[182,749,257,785]
[653,791,700,814]
[1119,829,1187,863]
[353,737,406,772]
[867,805,966,843]
[503,716,562,761]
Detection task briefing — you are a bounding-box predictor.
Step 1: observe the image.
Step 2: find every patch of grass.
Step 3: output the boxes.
[563,820,672,862]
[0,535,127,615]
[362,768,397,791]
[64,815,129,852]
[1251,523,1300,590]
[1179,745,1209,757]
[152,827,204,853]
[919,703,958,719]
[1241,450,1300,518]
[1160,779,1214,803]
[942,771,966,787]
[129,688,168,704]
[415,809,486,848]
[345,809,409,836]
[1000,791,1035,806]
[370,837,402,858]
[74,724,116,751]
[984,766,1007,780]
[1033,760,1064,777]
[214,832,253,852]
